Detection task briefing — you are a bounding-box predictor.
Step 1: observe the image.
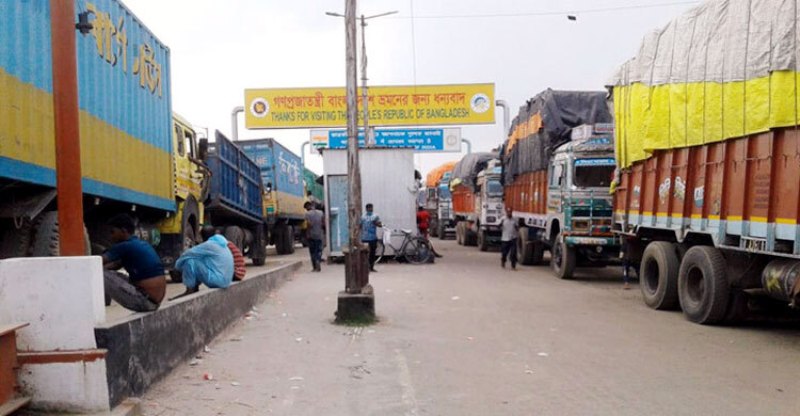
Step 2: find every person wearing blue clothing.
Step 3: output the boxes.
[172,229,234,299]
[102,214,167,312]
[361,203,382,272]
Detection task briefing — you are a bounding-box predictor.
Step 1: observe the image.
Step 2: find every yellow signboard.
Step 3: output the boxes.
[244,83,495,129]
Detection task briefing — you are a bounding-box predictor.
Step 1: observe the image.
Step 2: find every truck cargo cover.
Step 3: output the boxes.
[425,161,458,188]
[502,89,612,184]
[609,0,800,168]
[450,152,497,188]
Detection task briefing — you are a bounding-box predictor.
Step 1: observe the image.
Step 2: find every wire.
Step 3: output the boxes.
[392,1,701,20]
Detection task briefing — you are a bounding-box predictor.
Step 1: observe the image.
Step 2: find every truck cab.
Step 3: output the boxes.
[474,161,505,251]
[546,133,619,278]
[436,173,454,238]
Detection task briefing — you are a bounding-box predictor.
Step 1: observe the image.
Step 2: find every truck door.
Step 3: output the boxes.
[549,162,565,213]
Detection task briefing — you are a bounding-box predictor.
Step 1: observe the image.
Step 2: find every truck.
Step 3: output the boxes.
[239,139,306,255]
[423,161,457,239]
[502,90,619,279]
[199,132,267,267]
[0,0,205,271]
[609,0,800,324]
[450,153,504,250]
[303,167,324,207]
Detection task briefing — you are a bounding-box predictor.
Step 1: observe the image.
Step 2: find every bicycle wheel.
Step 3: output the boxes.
[403,238,433,265]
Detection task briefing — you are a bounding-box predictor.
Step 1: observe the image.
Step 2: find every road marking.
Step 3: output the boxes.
[394,349,419,416]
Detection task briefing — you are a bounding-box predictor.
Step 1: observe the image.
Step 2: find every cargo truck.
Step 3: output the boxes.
[423,161,457,239]
[502,90,618,279]
[240,139,306,255]
[610,0,800,324]
[199,132,267,267]
[0,0,204,271]
[451,153,503,250]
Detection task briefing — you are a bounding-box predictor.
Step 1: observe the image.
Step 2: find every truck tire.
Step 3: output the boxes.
[31,211,90,257]
[465,227,477,247]
[551,233,576,279]
[224,226,245,251]
[639,242,680,310]
[518,228,533,265]
[275,224,295,255]
[678,246,730,325]
[0,219,33,259]
[285,225,295,254]
[430,219,439,238]
[437,222,447,240]
[478,229,489,251]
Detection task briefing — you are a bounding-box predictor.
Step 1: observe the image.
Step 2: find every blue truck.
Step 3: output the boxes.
[0,0,209,269]
[240,139,306,255]
[199,132,267,266]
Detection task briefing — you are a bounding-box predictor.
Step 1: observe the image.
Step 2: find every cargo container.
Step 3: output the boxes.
[200,131,267,266]
[610,0,800,324]
[423,161,457,239]
[239,139,305,255]
[501,90,618,278]
[0,0,205,270]
[450,153,502,249]
[303,168,324,206]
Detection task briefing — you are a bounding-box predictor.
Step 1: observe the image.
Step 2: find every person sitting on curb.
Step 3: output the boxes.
[201,225,247,281]
[102,214,167,312]
[171,230,234,300]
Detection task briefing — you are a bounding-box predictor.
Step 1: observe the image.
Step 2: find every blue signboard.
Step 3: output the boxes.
[574,158,616,166]
[318,128,461,152]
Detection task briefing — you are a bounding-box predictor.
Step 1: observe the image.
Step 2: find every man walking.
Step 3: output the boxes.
[500,207,519,270]
[361,203,382,272]
[304,201,325,272]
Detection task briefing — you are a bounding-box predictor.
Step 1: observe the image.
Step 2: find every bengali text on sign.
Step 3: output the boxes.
[244,83,495,129]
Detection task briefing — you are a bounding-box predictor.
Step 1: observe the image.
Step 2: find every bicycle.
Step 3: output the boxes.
[375,227,433,265]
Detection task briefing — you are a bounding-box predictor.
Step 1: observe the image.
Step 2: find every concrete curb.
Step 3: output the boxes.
[95,261,301,407]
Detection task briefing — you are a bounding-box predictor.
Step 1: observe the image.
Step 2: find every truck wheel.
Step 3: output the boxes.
[678,246,730,325]
[639,242,680,310]
[437,222,447,240]
[274,225,287,254]
[478,230,488,251]
[284,225,295,254]
[430,220,439,238]
[456,223,464,245]
[518,228,534,265]
[0,219,33,259]
[465,228,477,247]
[224,226,245,251]
[31,211,90,257]
[551,233,576,279]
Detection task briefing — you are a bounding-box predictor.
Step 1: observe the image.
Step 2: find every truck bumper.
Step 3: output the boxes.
[564,236,618,247]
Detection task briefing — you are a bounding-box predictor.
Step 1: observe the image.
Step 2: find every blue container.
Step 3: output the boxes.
[0,0,174,211]
[205,131,264,223]
[239,138,305,220]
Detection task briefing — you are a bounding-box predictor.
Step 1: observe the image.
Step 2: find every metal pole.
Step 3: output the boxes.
[462,138,472,154]
[360,15,372,147]
[496,99,510,137]
[345,0,366,292]
[50,0,85,256]
[231,106,244,141]
[301,141,309,167]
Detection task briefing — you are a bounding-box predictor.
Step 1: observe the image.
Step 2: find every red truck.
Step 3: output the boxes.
[610,1,800,324]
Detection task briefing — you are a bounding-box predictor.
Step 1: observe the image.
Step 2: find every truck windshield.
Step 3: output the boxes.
[573,160,615,188]
[487,180,503,196]
[438,185,451,199]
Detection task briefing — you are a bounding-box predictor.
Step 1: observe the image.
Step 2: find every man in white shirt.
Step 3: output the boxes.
[500,207,519,270]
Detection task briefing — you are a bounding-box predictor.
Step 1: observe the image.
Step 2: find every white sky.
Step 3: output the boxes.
[122,0,698,177]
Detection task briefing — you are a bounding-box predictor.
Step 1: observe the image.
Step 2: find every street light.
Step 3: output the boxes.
[327,10,398,147]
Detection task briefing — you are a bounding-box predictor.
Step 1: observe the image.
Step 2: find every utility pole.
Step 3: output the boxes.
[360,15,371,147]
[50,0,85,255]
[344,0,367,294]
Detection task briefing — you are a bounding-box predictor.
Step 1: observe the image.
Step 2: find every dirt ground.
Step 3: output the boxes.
[141,240,800,416]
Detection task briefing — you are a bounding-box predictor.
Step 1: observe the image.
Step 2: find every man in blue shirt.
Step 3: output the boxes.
[361,203,382,272]
[102,214,166,312]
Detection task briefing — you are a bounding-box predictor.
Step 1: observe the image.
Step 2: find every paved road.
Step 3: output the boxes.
[142,240,800,416]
